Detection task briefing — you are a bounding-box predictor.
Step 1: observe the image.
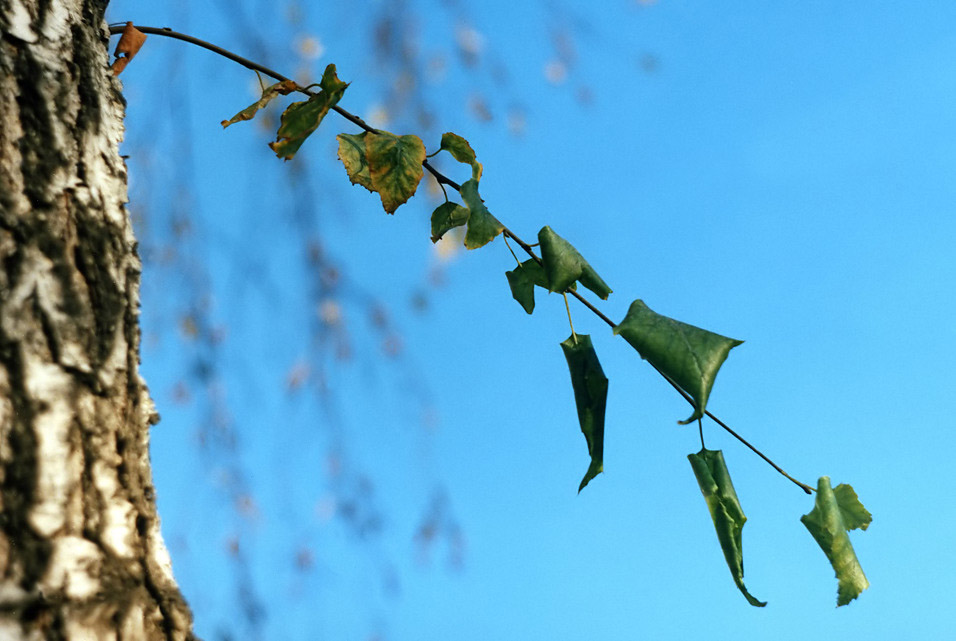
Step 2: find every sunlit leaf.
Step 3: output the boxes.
[537,226,612,299]
[560,334,608,492]
[688,449,766,607]
[270,64,348,160]
[801,477,871,606]
[336,131,373,190]
[613,300,742,424]
[439,132,483,181]
[367,132,427,214]
[222,79,298,128]
[460,179,503,249]
[430,201,470,242]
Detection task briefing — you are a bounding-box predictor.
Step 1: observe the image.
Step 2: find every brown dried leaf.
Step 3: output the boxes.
[114,22,147,60]
[112,22,146,76]
[110,57,130,76]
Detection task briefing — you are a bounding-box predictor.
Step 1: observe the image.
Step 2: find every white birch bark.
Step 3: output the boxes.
[0,1,195,638]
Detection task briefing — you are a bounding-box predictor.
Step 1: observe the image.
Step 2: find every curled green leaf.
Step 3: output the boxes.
[560,334,608,492]
[336,131,372,190]
[537,226,612,300]
[505,259,548,314]
[688,449,766,607]
[221,79,298,128]
[461,179,503,249]
[505,259,577,315]
[801,477,871,606]
[439,132,476,165]
[613,300,742,424]
[367,132,427,214]
[430,201,470,242]
[439,132,483,181]
[270,64,348,160]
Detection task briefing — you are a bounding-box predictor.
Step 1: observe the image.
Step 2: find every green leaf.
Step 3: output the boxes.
[461,179,503,249]
[560,334,608,492]
[505,259,577,314]
[366,132,427,214]
[801,477,871,606]
[537,226,612,300]
[613,300,742,424]
[439,132,483,181]
[221,79,298,128]
[269,64,348,160]
[336,132,372,191]
[430,201,470,242]
[505,259,548,314]
[688,449,766,607]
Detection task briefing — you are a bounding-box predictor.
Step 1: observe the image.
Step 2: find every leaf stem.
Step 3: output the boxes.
[563,293,577,344]
[110,23,814,496]
[502,235,522,267]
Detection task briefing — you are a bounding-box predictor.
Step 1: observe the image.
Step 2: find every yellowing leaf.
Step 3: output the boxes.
[560,334,608,492]
[269,64,348,160]
[336,131,372,190]
[801,477,871,606]
[537,226,612,299]
[366,132,427,214]
[461,179,503,249]
[222,80,298,128]
[439,132,477,164]
[439,132,483,181]
[613,300,742,424]
[688,449,766,607]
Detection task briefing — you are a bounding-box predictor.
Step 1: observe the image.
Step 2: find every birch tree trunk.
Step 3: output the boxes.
[0,1,195,638]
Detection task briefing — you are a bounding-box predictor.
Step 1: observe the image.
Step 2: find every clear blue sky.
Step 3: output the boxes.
[110,2,955,639]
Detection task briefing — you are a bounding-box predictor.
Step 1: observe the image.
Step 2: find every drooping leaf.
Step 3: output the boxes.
[505,260,548,314]
[430,201,470,242]
[111,22,146,76]
[439,132,483,181]
[366,132,427,214]
[460,179,503,249]
[613,300,742,424]
[336,132,373,190]
[505,260,578,315]
[560,334,608,492]
[801,477,871,606]
[537,226,612,300]
[222,79,298,128]
[688,449,766,607]
[270,64,348,160]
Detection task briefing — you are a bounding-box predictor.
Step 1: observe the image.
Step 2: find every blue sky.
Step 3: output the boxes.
[109,2,955,639]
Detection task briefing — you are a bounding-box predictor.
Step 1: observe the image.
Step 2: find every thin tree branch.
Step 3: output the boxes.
[109,23,813,494]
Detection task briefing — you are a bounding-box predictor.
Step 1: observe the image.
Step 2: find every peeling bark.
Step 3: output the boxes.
[0,1,196,638]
